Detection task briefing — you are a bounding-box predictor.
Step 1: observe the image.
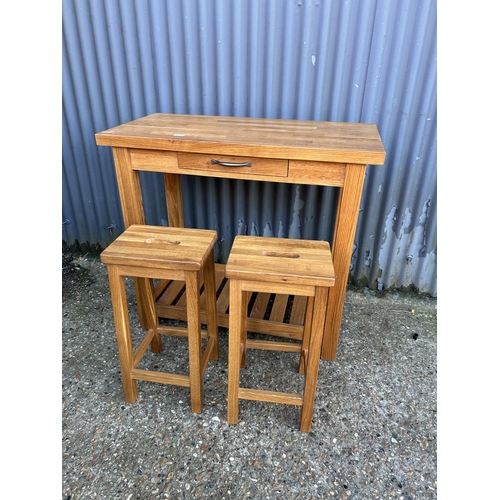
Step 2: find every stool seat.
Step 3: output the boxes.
[100,225,217,272]
[226,235,335,432]
[226,236,335,288]
[100,225,219,413]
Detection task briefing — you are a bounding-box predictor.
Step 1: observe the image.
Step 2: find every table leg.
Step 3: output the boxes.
[203,248,219,360]
[322,164,367,361]
[112,147,157,330]
[164,173,184,227]
[113,148,146,227]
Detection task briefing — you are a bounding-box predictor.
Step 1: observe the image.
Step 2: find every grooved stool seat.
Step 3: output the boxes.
[225,235,335,432]
[100,225,219,413]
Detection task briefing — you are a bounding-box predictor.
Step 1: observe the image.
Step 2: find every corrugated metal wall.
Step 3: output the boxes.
[62,0,437,296]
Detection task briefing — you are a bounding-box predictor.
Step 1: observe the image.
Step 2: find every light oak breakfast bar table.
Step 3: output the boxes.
[95,113,385,361]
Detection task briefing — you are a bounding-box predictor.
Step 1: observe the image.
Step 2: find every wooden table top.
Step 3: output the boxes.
[96,113,386,165]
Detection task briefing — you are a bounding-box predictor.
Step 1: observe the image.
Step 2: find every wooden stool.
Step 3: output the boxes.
[226,235,335,432]
[100,225,219,413]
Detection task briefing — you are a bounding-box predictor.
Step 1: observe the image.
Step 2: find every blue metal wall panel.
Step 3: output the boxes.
[62,0,437,295]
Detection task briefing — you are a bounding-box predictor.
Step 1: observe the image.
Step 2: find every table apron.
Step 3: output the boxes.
[127,148,347,187]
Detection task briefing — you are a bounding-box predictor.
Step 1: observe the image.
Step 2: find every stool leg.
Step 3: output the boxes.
[299,295,315,375]
[203,248,219,360]
[107,265,138,403]
[133,277,154,331]
[185,271,203,413]
[228,280,246,424]
[240,290,248,369]
[144,277,162,353]
[300,287,328,432]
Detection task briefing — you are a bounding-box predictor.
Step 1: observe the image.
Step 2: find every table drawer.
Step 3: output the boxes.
[178,152,288,178]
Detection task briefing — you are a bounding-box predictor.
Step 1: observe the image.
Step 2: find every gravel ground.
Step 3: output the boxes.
[62,255,437,500]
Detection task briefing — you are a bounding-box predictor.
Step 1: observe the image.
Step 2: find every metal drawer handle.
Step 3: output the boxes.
[211,159,252,167]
